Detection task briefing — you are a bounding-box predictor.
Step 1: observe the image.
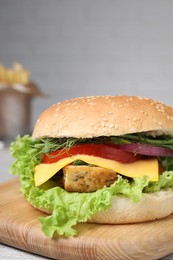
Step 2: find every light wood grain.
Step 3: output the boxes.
[1,179,173,260]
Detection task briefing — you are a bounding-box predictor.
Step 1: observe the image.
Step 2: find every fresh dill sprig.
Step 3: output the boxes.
[28,133,173,159]
[112,134,173,149]
[31,137,79,155]
[30,136,112,156]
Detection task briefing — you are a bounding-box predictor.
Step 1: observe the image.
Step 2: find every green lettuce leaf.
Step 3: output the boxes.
[10,135,173,238]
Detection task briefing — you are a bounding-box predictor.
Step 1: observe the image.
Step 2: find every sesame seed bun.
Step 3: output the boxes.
[32,95,173,138]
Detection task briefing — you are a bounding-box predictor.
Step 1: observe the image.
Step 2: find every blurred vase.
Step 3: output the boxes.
[0,83,43,142]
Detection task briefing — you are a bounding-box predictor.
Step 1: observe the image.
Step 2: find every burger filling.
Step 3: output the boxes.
[63,165,117,192]
[10,133,173,238]
[34,134,173,191]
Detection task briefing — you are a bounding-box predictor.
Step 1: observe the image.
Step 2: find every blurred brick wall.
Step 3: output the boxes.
[0,0,173,125]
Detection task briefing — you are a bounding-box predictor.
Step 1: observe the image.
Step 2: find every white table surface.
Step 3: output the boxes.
[1,143,173,260]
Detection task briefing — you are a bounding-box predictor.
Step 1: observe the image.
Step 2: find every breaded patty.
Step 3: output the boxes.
[63,165,117,192]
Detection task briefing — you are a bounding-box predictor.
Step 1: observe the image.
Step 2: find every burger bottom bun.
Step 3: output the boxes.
[88,190,173,224]
[31,190,173,224]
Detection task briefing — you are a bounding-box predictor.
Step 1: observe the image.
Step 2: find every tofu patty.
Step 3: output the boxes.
[63,165,117,192]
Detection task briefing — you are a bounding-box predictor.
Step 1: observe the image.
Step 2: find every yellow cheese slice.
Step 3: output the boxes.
[34,155,159,186]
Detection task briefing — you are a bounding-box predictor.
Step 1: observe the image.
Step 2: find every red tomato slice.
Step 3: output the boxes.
[42,143,141,164]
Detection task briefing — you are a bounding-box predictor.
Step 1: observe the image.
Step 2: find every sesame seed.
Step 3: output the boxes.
[132,118,138,122]
[109,124,114,128]
[156,103,165,113]
[88,102,95,106]
[153,119,157,123]
[93,126,98,131]
[158,122,162,126]
[158,109,165,113]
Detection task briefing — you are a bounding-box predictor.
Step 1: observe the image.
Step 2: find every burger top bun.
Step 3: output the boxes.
[32,95,173,138]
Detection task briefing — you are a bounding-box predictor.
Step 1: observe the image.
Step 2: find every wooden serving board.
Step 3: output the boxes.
[0,179,173,260]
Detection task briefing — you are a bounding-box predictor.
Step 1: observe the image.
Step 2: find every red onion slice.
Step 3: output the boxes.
[115,143,173,156]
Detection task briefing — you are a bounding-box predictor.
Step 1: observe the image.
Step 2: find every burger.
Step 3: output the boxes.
[10,95,173,238]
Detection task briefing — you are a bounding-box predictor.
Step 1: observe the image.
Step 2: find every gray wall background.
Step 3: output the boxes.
[1,0,173,127]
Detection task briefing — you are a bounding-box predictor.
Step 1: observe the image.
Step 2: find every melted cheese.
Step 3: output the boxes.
[34,155,159,186]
